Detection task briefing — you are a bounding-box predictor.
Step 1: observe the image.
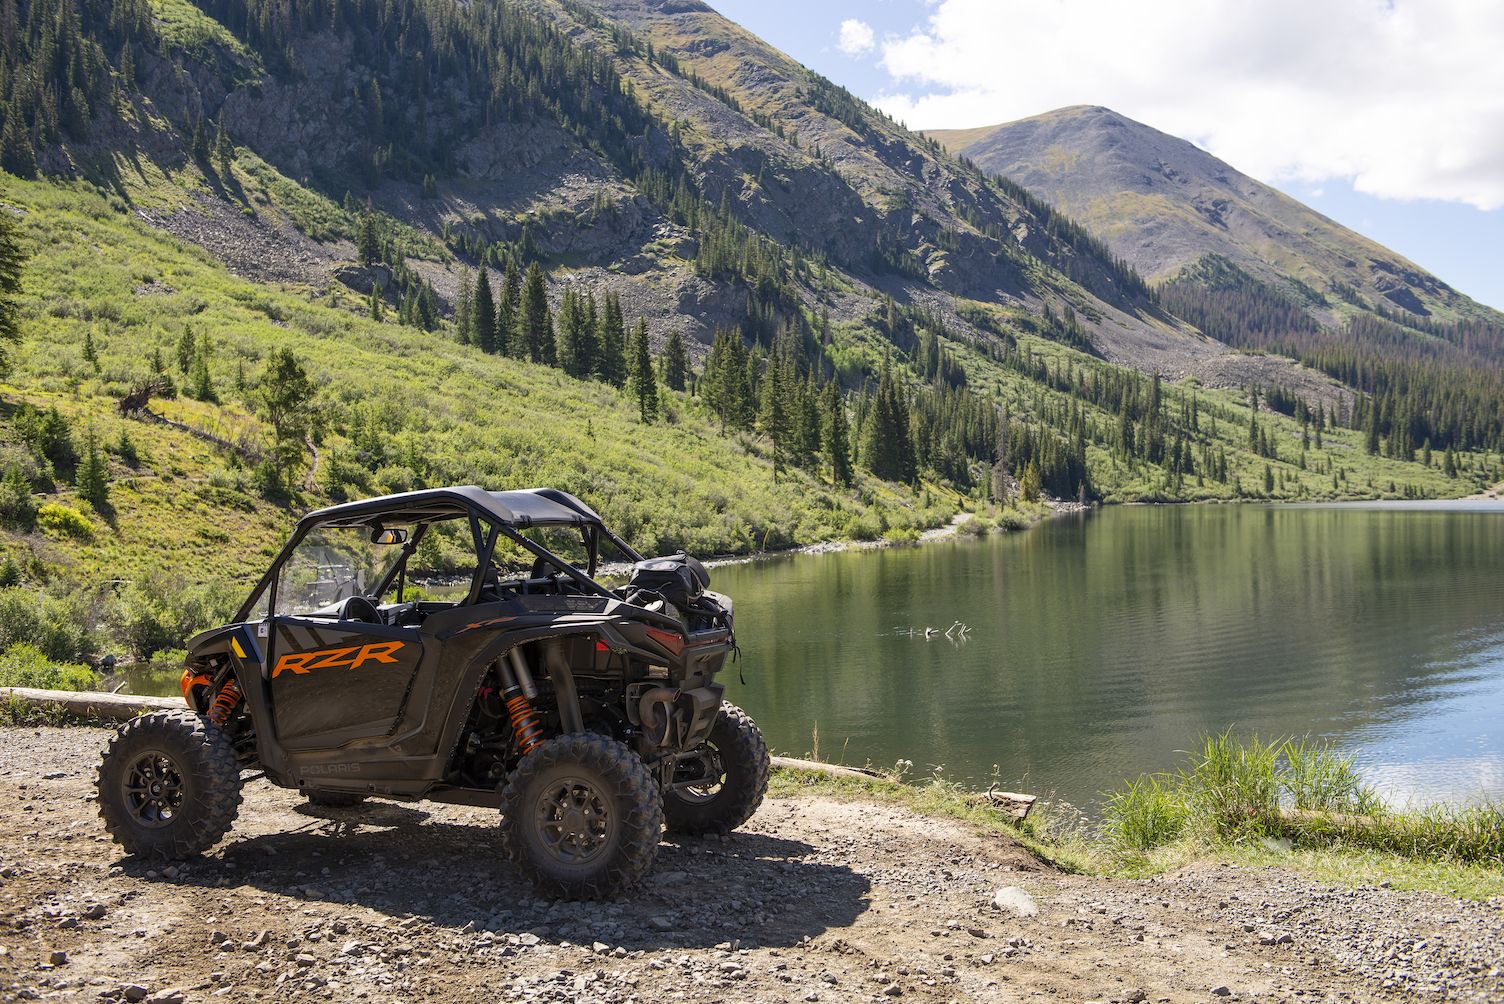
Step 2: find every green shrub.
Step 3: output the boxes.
[111,575,240,661]
[956,515,991,536]
[0,587,96,662]
[36,502,94,540]
[997,508,1032,532]
[1104,773,1190,850]
[0,643,97,691]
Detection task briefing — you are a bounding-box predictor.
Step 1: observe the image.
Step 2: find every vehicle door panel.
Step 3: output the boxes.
[268,618,422,751]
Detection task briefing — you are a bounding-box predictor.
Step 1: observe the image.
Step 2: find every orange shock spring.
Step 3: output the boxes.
[207,678,243,727]
[505,690,546,755]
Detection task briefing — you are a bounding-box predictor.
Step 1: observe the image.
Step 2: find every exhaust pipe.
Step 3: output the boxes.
[637,687,680,747]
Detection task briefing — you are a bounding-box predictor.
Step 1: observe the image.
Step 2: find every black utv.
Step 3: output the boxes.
[96,486,769,898]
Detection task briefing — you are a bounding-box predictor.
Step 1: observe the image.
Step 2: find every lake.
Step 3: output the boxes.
[717,502,1504,812]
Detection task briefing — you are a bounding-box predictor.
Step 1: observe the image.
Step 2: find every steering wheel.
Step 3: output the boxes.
[339,595,383,624]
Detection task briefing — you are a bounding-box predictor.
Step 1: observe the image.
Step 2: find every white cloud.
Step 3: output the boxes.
[873,0,1504,210]
[837,18,876,56]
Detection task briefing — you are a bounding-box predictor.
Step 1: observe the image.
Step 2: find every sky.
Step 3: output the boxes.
[708,0,1504,312]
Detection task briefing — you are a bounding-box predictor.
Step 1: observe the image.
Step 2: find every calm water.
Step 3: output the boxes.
[718,503,1504,811]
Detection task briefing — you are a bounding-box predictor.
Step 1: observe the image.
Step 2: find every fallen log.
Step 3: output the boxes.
[769,755,886,781]
[0,686,178,722]
[969,787,1037,821]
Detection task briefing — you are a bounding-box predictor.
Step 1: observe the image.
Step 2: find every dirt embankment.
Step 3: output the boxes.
[1,727,1501,1003]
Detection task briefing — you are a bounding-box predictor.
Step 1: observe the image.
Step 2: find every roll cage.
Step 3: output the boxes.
[235,486,645,623]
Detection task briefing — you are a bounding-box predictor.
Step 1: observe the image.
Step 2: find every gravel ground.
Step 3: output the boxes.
[1,727,1501,1003]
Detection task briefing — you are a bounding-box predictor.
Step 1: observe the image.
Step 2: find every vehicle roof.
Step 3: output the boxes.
[298,486,603,530]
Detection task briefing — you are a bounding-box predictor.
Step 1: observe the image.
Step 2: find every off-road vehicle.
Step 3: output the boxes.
[97,486,769,898]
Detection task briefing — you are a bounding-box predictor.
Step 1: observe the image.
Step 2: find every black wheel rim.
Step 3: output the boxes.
[673,743,726,804]
[123,750,185,828]
[534,776,614,865]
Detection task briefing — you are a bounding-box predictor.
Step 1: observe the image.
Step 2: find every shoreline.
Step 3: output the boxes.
[699,481,1501,572]
[701,497,1090,571]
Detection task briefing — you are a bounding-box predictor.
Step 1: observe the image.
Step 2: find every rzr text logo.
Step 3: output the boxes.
[272,641,406,679]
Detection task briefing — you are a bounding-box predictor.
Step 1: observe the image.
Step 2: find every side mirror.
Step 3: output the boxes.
[371,527,408,545]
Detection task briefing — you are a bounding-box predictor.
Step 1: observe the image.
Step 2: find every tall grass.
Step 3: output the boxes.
[1103,773,1190,849]
[1105,731,1503,866]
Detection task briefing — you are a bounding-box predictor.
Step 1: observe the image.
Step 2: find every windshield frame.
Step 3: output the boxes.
[236,500,641,622]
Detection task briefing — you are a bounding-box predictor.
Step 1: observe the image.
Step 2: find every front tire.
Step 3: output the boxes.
[663,703,769,836]
[97,710,243,859]
[500,734,663,899]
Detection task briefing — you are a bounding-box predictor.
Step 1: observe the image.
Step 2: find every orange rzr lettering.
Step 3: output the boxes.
[272,641,407,679]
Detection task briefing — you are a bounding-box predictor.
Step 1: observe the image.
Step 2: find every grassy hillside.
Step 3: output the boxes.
[0,172,954,587]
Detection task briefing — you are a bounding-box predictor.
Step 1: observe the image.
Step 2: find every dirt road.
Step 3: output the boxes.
[1,727,1500,1003]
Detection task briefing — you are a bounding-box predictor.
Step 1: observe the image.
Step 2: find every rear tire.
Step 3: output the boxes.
[304,791,368,808]
[97,710,242,860]
[500,734,662,899]
[663,703,769,836]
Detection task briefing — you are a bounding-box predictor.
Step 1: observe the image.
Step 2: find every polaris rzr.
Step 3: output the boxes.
[96,486,769,898]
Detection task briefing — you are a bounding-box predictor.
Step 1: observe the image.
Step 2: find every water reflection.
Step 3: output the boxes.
[719,503,1504,810]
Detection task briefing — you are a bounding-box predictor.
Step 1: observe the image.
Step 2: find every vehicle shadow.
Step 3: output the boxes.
[126,804,872,950]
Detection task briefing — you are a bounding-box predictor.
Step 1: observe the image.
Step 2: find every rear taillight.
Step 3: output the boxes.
[645,627,685,656]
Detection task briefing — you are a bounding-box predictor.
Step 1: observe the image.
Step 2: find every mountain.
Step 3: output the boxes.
[0,0,1495,654]
[930,105,1504,459]
[927,106,1496,324]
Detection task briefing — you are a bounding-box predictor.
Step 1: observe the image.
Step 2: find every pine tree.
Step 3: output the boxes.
[0,109,36,179]
[189,331,217,403]
[555,289,596,378]
[356,213,381,267]
[368,286,384,321]
[213,112,232,175]
[661,330,687,391]
[176,326,195,374]
[257,349,316,495]
[498,261,521,357]
[597,292,626,386]
[759,357,788,482]
[520,264,551,364]
[628,319,657,422]
[1020,461,1041,502]
[75,426,109,512]
[83,325,98,368]
[860,359,916,483]
[822,381,852,487]
[472,264,496,353]
[454,270,474,345]
[0,463,36,530]
[191,112,209,162]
